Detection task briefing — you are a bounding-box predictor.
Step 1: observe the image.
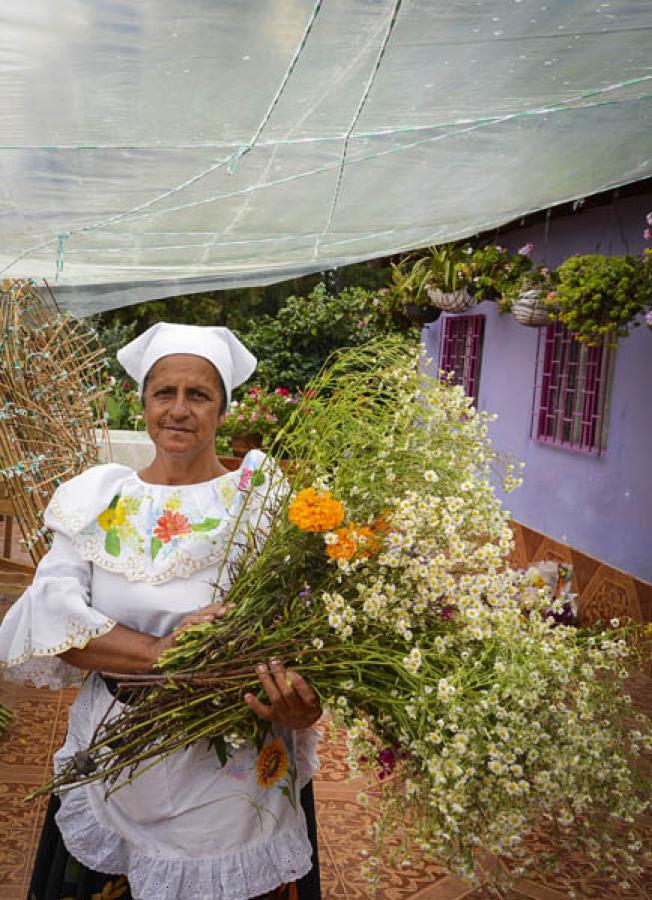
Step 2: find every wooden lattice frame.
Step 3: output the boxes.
[0,279,108,564]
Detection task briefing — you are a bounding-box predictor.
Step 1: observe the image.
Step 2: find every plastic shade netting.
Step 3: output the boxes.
[1,0,651,314]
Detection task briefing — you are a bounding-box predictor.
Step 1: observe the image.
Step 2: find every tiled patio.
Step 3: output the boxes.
[1,519,651,899]
[1,657,651,899]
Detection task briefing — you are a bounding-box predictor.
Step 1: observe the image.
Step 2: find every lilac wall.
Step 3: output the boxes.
[423,189,652,583]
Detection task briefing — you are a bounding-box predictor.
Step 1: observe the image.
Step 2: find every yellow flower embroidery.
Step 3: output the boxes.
[97,504,127,532]
[165,491,182,511]
[256,737,289,788]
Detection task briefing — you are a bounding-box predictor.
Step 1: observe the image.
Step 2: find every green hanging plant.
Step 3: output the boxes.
[387,243,532,313]
[549,254,652,345]
[466,243,532,301]
[498,264,559,316]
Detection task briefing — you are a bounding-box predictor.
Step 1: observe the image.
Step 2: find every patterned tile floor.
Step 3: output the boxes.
[1,665,650,899]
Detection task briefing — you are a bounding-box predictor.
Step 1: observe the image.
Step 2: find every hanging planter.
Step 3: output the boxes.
[426,285,477,313]
[402,303,442,326]
[511,290,553,327]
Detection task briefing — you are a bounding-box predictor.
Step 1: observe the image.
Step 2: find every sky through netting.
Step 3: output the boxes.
[1,0,651,313]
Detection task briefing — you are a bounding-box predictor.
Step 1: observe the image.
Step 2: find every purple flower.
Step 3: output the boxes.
[646,212,652,226]
[378,748,397,773]
[643,228,651,241]
[646,310,652,327]
[518,242,535,256]
[441,604,455,621]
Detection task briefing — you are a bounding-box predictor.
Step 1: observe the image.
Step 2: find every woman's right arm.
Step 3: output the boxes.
[60,602,232,675]
[0,525,229,686]
[60,624,167,674]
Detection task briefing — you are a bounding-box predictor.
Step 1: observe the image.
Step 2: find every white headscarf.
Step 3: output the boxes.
[117,322,257,405]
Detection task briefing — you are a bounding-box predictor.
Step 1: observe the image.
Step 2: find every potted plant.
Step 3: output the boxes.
[384,243,534,323]
[385,257,442,325]
[550,253,652,344]
[423,244,477,313]
[423,243,532,313]
[220,385,305,456]
[467,243,532,303]
[503,265,559,327]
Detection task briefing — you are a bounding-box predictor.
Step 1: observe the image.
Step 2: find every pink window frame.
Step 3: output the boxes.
[531,323,615,456]
[439,314,485,403]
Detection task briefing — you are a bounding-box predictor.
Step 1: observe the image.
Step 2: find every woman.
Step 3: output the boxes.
[0,322,322,900]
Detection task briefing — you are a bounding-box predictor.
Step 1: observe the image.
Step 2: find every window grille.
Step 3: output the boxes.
[532,323,616,456]
[439,315,485,402]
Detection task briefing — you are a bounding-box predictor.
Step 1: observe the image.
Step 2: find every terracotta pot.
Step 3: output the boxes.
[403,303,442,325]
[231,432,263,457]
[425,285,477,313]
[511,290,552,327]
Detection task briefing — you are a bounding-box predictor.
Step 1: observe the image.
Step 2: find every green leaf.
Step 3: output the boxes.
[104,528,121,557]
[251,470,266,487]
[105,396,123,429]
[190,518,222,532]
[209,734,228,767]
[150,537,163,560]
[108,494,120,510]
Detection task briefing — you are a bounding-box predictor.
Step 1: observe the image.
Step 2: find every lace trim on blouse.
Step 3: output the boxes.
[0,616,116,671]
[55,774,314,900]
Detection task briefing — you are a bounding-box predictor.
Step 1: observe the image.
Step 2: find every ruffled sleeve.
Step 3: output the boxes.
[294,725,321,788]
[0,533,116,690]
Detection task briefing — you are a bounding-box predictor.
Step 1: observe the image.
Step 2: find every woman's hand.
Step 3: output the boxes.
[244,658,322,730]
[156,603,233,656]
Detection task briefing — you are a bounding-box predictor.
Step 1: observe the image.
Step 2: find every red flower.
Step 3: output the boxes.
[153,510,192,543]
[238,467,254,491]
[274,387,290,396]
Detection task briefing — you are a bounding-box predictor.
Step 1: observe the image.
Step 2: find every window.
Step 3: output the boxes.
[439,314,485,403]
[532,323,616,456]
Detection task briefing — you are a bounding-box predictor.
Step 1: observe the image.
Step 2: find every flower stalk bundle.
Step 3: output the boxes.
[38,338,651,888]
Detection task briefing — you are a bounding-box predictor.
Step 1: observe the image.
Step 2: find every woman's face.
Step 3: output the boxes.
[142,354,226,458]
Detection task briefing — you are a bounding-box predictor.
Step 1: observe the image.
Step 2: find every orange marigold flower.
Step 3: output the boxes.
[288,487,345,532]
[256,737,289,787]
[372,514,391,535]
[153,509,192,543]
[327,522,379,561]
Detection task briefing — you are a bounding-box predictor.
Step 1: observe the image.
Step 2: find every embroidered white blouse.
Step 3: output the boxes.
[0,450,319,900]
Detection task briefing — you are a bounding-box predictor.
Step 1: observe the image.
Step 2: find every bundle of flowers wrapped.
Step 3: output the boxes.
[39,338,651,889]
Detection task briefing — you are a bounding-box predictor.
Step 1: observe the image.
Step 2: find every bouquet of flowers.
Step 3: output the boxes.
[40,338,651,889]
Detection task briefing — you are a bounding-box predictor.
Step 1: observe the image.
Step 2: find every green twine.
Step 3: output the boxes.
[55,231,70,279]
[314,0,404,260]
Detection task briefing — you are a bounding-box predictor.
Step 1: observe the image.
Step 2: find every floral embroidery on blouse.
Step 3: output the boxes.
[46,449,282,583]
[93,488,228,562]
[256,737,289,788]
[255,735,299,812]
